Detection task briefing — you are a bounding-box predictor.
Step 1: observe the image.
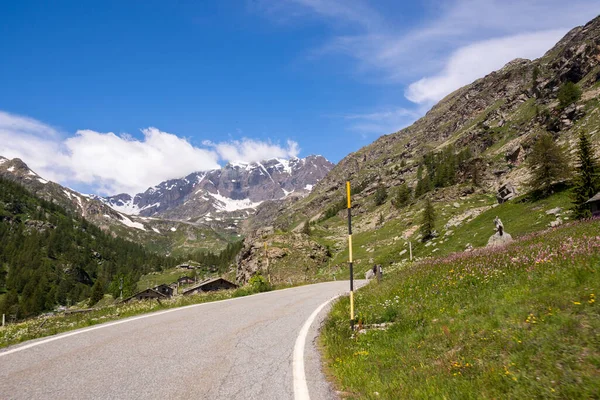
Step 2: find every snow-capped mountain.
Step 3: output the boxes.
[0,156,233,253]
[102,155,334,224]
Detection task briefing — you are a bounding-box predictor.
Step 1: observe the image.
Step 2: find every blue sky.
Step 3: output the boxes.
[0,0,598,194]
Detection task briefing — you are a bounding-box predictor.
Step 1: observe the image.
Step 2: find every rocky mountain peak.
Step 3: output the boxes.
[100,155,334,231]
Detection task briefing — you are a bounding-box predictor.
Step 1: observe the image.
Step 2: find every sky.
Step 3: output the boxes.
[0,0,598,195]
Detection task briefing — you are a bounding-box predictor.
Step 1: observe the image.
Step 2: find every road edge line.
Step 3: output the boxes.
[293,295,340,400]
[0,281,346,357]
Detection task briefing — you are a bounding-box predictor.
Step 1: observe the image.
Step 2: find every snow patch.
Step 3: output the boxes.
[152,227,161,234]
[0,158,7,165]
[7,166,15,172]
[304,184,313,191]
[275,158,293,174]
[208,191,263,212]
[170,227,177,232]
[107,198,140,215]
[118,214,146,231]
[37,178,48,184]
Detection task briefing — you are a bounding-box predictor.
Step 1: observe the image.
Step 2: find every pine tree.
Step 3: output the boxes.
[89,279,104,307]
[393,183,412,209]
[572,131,600,219]
[527,133,570,196]
[420,198,436,241]
[374,185,388,206]
[301,219,311,235]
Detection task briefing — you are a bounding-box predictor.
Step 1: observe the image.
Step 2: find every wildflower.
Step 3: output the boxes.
[573,301,581,305]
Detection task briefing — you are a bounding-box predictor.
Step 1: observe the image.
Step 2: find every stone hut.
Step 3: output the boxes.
[182,278,238,296]
[123,288,167,303]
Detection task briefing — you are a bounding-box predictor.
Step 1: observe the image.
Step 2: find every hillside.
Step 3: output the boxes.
[322,218,600,399]
[236,15,600,284]
[0,157,234,255]
[0,177,180,320]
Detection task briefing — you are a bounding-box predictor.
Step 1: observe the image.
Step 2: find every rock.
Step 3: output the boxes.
[487,232,514,248]
[496,182,517,204]
[465,243,473,252]
[399,249,407,256]
[546,207,562,215]
[549,218,563,228]
[453,202,460,208]
[505,145,524,165]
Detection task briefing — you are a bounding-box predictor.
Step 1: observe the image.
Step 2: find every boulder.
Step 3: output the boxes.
[487,232,514,248]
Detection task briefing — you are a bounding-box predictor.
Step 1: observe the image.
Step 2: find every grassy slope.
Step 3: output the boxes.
[322,219,600,399]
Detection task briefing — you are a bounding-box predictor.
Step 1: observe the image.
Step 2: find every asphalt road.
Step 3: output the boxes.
[0,281,359,400]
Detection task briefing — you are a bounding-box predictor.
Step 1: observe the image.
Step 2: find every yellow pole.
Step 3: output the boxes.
[346,181,354,330]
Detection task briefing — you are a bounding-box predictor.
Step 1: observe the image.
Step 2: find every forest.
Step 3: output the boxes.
[0,177,242,320]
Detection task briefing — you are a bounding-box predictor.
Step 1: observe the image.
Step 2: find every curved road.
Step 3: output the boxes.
[0,281,359,400]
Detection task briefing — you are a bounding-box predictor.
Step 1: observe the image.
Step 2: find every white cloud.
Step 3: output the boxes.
[0,110,301,195]
[257,0,599,106]
[343,108,421,135]
[205,138,300,163]
[405,29,568,104]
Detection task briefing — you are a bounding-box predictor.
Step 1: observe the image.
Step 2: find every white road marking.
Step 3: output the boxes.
[0,283,322,358]
[293,295,339,400]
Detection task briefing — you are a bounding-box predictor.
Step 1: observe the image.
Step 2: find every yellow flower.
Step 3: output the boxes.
[573,301,581,305]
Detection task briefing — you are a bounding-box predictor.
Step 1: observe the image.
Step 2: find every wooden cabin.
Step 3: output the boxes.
[586,192,600,217]
[182,277,238,296]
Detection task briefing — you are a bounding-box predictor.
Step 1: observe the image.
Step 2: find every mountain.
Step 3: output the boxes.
[0,157,233,255]
[101,155,334,230]
[235,15,600,283]
[265,15,600,230]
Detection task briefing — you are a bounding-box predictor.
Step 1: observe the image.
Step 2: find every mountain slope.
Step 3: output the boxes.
[0,176,179,319]
[0,157,232,254]
[236,15,600,283]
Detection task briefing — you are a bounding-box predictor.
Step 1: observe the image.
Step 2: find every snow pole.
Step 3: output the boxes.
[346,181,354,330]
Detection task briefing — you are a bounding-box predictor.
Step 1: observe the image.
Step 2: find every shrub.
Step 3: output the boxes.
[557,81,582,109]
[248,274,272,293]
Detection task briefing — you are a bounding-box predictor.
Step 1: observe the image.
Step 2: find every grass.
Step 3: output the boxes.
[321,218,600,399]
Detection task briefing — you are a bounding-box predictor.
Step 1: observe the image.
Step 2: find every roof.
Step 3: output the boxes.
[182,277,238,295]
[122,288,167,303]
[586,192,600,203]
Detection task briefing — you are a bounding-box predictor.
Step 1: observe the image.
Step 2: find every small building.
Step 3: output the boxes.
[182,277,238,296]
[123,288,167,303]
[153,284,174,298]
[176,276,196,285]
[586,192,600,217]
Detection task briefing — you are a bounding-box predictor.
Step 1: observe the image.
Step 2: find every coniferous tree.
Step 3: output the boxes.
[572,131,600,219]
[420,198,436,242]
[527,133,570,196]
[393,183,412,209]
[89,279,104,307]
[374,185,388,206]
[301,219,311,235]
